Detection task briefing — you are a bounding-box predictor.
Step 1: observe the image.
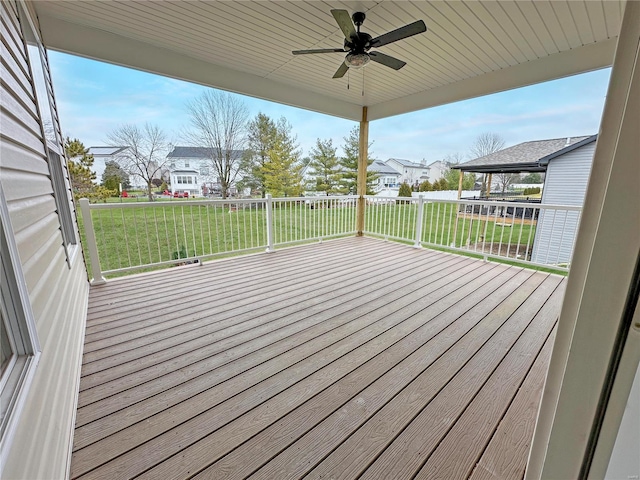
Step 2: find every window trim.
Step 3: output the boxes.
[0,183,41,467]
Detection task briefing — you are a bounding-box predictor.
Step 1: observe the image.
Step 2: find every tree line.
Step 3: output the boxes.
[66,91,381,201]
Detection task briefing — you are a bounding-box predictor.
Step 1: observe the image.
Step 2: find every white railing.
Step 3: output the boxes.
[79,195,357,282]
[364,196,582,271]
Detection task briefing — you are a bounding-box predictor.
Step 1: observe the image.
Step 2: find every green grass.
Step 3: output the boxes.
[77,200,549,278]
[78,202,357,276]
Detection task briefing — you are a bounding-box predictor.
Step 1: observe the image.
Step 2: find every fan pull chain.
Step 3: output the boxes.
[347,69,350,90]
[362,68,365,96]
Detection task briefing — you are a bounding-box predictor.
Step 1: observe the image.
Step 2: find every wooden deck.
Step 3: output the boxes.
[72,237,566,480]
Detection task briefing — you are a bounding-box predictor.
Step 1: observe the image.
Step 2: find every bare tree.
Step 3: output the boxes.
[185,91,249,198]
[443,151,466,166]
[469,132,506,196]
[107,123,168,201]
[469,132,506,159]
[494,172,520,194]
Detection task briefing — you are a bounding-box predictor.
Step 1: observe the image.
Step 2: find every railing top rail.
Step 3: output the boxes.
[83,195,359,210]
[272,195,359,202]
[364,195,582,211]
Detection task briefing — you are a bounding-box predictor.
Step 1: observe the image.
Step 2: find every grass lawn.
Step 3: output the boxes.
[77,200,541,278]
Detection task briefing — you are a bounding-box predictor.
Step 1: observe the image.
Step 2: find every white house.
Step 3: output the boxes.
[370,159,401,191]
[0,2,637,479]
[384,158,429,186]
[88,145,150,190]
[167,146,244,196]
[426,160,449,181]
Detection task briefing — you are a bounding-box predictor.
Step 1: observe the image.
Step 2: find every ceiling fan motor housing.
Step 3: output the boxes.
[344,32,372,53]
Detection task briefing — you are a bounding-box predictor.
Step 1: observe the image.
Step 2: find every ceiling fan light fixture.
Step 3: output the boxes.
[345,52,370,69]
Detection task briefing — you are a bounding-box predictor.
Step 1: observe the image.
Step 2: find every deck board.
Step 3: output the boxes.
[71,237,566,480]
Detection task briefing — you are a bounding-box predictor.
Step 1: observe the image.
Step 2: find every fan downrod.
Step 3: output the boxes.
[352,12,366,29]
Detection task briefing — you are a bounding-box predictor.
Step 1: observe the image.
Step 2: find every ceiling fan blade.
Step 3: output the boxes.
[369,20,427,48]
[332,62,349,79]
[292,48,345,55]
[369,51,406,70]
[331,9,357,40]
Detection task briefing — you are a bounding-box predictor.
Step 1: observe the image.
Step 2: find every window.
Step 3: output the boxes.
[176,176,195,185]
[0,185,40,457]
[170,161,176,169]
[184,160,190,168]
[200,166,209,176]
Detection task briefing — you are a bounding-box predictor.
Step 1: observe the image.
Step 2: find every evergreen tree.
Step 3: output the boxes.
[397,182,413,204]
[262,119,303,197]
[339,126,377,195]
[101,160,130,192]
[64,137,96,196]
[443,168,475,190]
[418,180,432,192]
[308,138,344,195]
[239,113,278,197]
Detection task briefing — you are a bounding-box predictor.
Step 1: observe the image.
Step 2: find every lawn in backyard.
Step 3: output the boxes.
[76,199,538,277]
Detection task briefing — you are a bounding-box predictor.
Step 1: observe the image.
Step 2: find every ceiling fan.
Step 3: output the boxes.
[292,10,427,78]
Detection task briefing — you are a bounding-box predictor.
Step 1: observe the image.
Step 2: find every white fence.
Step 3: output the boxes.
[80,195,357,283]
[364,196,582,271]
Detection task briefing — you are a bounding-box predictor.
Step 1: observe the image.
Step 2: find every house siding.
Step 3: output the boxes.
[531,142,595,265]
[1,1,89,478]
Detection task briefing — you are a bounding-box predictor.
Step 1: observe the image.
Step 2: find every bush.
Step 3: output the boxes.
[418,180,432,192]
[398,182,412,197]
[523,187,541,195]
[397,182,412,204]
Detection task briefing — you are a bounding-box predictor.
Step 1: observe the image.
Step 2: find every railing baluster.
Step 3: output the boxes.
[265,194,274,252]
[414,195,424,248]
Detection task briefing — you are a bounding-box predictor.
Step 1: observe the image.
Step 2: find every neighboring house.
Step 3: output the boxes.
[454,135,597,266]
[531,136,597,265]
[88,146,165,191]
[426,160,449,181]
[384,158,429,186]
[89,146,131,186]
[167,146,244,196]
[370,160,401,191]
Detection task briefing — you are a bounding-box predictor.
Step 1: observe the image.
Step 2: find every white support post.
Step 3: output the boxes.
[526,2,640,478]
[265,194,274,253]
[79,198,106,285]
[414,195,424,248]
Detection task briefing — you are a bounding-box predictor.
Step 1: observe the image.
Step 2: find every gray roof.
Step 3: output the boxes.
[371,160,401,176]
[88,146,129,156]
[453,135,597,173]
[387,158,425,169]
[167,146,244,159]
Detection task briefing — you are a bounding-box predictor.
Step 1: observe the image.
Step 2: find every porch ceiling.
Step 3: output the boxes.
[34,1,624,121]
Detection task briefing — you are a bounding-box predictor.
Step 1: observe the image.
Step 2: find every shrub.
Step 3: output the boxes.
[397,182,412,204]
[418,180,432,192]
[523,187,541,195]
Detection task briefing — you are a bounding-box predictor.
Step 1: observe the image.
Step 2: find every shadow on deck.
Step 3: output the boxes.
[72,236,566,479]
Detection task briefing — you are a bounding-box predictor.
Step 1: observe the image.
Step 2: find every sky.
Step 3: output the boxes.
[48,51,611,163]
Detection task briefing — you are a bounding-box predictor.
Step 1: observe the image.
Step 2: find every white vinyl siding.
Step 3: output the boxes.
[0,1,89,478]
[531,142,596,265]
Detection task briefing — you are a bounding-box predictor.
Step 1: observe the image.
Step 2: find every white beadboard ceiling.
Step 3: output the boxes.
[33,0,625,121]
